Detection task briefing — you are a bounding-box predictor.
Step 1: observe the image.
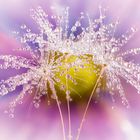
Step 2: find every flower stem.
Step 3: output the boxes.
[50,80,66,140]
[75,66,105,140]
[55,95,67,140]
[67,94,72,140]
[66,57,72,140]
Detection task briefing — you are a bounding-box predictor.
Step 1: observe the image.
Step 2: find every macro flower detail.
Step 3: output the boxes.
[0,49,65,113]
[73,8,140,107]
[0,6,140,140]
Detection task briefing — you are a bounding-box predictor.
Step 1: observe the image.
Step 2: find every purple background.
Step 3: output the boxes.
[0,0,140,140]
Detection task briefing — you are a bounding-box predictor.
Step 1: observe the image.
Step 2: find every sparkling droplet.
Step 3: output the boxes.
[9,114,14,118]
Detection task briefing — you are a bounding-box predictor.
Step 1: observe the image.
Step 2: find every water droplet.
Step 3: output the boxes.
[21,24,26,29]
[9,114,14,118]
[34,103,40,108]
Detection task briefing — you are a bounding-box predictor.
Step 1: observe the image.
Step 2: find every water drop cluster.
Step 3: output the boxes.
[0,6,140,117]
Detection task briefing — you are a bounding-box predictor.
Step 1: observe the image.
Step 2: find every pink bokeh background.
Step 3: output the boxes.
[0,0,140,140]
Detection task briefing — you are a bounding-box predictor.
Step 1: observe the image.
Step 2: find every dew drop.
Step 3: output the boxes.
[9,114,14,118]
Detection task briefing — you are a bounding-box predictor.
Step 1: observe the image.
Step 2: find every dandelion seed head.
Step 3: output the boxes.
[0,6,140,117]
[74,7,140,106]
